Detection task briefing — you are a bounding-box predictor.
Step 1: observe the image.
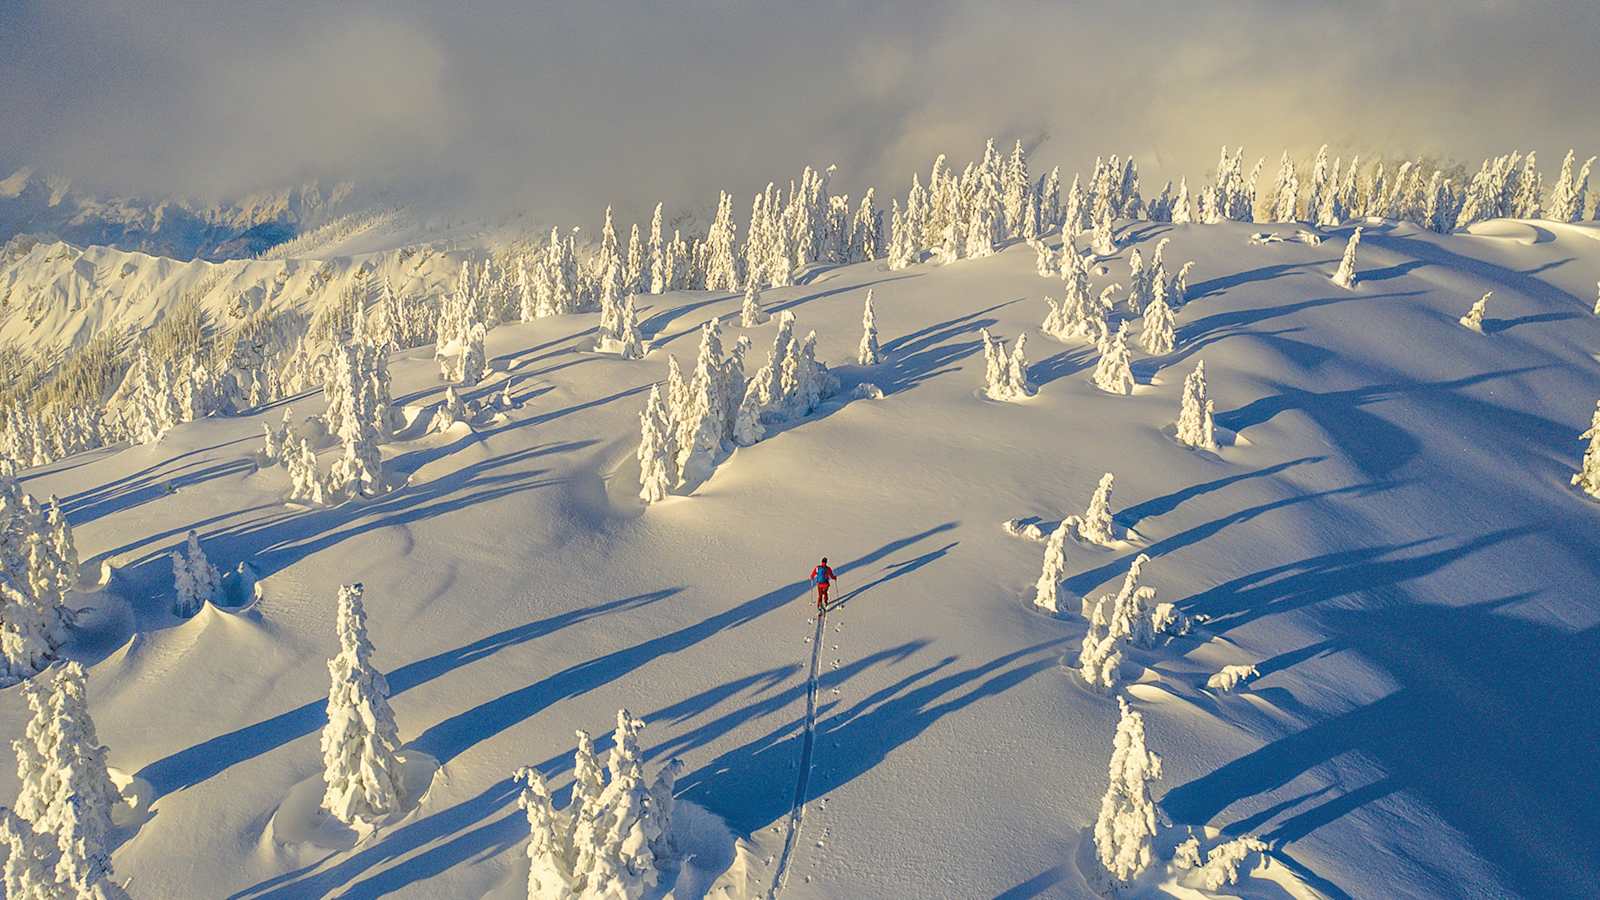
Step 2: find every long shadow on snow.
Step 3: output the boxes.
[407,523,958,765]
[1363,229,1589,310]
[1167,576,1600,896]
[873,299,1022,396]
[136,589,677,800]
[1118,456,1324,530]
[1186,259,1339,301]
[237,543,958,897]
[57,434,259,524]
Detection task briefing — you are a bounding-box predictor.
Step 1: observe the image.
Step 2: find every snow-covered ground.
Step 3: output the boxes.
[5,217,1600,898]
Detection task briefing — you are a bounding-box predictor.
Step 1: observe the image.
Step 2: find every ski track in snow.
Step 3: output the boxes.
[767,603,826,898]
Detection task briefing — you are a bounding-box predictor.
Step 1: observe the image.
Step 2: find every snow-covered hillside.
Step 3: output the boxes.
[4,210,1598,898]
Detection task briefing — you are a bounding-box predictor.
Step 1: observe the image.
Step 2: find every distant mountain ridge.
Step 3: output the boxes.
[0,168,368,261]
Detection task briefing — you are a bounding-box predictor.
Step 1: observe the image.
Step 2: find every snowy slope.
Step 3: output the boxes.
[4,218,1600,899]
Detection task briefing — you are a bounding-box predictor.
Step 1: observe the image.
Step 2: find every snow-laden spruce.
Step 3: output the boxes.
[1078,473,1117,546]
[1573,399,1600,501]
[675,318,735,488]
[171,529,221,618]
[734,311,837,446]
[1090,197,1117,257]
[739,279,768,328]
[260,407,294,466]
[1139,289,1176,355]
[1548,150,1596,223]
[615,295,645,360]
[1125,248,1151,315]
[320,583,406,825]
[1042,246,1101,343]
[1175,361,1217,450]
[10,662,128,899]
[1093,696,1163,890]
[1032,519,1072,614]
[858,290,882,365]
[1207,664,1259,692]
[286,438,332,505]
[0,807,59,899]
[0,476,75,684]
[637,385,677,505]
[1077,600,1122,692]
[1092,323,1135,396]
[1332,226,1362,289]
[520,711,681,899]
[1459,291,1491,333]
[978,329,1035,401]
[1090,552,1190,647]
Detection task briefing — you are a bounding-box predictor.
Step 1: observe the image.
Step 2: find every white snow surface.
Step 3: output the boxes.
[3,219,1600,899]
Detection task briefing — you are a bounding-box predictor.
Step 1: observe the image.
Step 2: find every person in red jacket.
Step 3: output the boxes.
[811,558,837,611]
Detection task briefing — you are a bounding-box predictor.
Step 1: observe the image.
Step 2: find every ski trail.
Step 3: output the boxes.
[768,605,826,899]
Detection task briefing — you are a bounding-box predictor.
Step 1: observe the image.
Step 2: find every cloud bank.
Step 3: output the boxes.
[4,0,1597,227]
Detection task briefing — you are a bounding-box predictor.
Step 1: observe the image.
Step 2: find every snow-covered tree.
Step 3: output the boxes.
[576,710,661,899]
[1078,473,1116,546]
[1459,291,1491,333]
[625,224,646,296]
[704,192,741,292]
[460,322,487,387]
[515,768,575,900]
[858,291,882,365]
[616,295,645,360]
[1547,152,1596,223]
[648,204,666,294]
[1139,291,1175,355]
[637,385,677,505]
[286,438,331,505]
[1064,173,1087,237]
[1306,145,1331,226]
[1171,177,1193,225]
[11,662,123,898]
[734,312,838,445]
[1573,399,1600,500]
[1271,150,1299,222]
[320,583,405,825]
[0,478,73,684]
[1032,519,1072,613]
[1331,226,1362,289]
[1207,664,1259,693]
[569,728,606,853]
[1175,361,1217,450]
[979,329,1034,401]
[1093,696,1163,890]
[1090,198,1117,256]
[740,280,768,328]
[1092,323,1135,395]
[1078,600,1122,691]
[0,807,57,900]
[1043,247,1101,343]
[171,529,221,618]
[676,319,731,488]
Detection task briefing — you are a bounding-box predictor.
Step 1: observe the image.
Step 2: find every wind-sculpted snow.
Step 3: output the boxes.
[0,214,1598,899]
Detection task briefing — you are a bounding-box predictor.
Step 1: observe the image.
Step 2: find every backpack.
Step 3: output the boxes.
[812,565,830,585]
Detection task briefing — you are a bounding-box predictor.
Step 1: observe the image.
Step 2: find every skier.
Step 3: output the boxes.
[811,557,837,611]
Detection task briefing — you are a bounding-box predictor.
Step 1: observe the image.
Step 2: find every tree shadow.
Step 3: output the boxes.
[1165,591,1600,897]
[1118,457,1324,530]
[1029,345,1096,387]
[1187,260,1337,301]
[58,435,258,524]
[1481,311,1579,334]
[135,589,676,800]
[1364,231,1588,309]
[874,299,1021,396]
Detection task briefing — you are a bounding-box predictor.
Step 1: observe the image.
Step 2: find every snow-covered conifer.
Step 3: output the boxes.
[978,329,1034,401]
[1078,600,1122,691]
[1547,152,1596,223]
[1092,323,1135,395]
[1078,473,1117,545]
[637,386,676,505]
[1171,177,1193,225]
[625,224,645,295]
[287,438,330,505]
[1175,361,1217,450]
[648,203,666,294]
[1306,145,1331,225]
[1033,239,1056,278]
[740,280,768,328]
[1513,152,1543,219]
[460,322,487,387]
[676,319,729,487]
[583,710,659,898]
[1032,519,1071,613]
[1572,399,1600,500]
[704,192,741,291]
[1042,248,1101,343]
[1331,226,1362,289]
[1459,291,1491,333]
[1090,198,1117,256]
[1093,696,1162,890]
[1064,173,1087,237]
[171,529,221,618]
[515,768,575,899]
[857,291,882,365]
[569,728,606,852]
[1139,291,1175,355]
[1271,151,1299,222]
[320,583,405,825]
[1207,664,1259,693]
[0,807,57,900]
[615,295,645,360]
[648,758,684,858]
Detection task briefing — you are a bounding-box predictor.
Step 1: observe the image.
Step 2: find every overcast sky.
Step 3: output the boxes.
[4,1,1597,226]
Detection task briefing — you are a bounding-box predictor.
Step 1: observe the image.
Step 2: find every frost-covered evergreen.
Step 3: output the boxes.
[1171,177,1193,225]
[616,295,645,360]
[1032,519,1072,613]
[1093,696,1162,890]
[1573,399,1600,500]
[1139,290,1175,355]
[1077,600,1122,691]
[1090,197,1117,256]
[11,662,124,899]
[287,438,331,505]
[637,385,677,505]
[0,477,74,684]
[1331,226,1362,289]
[1064,173,1087,237]
[1207,664,1259,693]
[1092,323,1135,395]
[734,311,837,445]
[1271,150,1299,222]
[1078,473,1116,545]
[515,768,575,900]
[320,583,405,825]
[740,280,768,328]
[676,319,732,488]
[171,529,221,618]
[1547,151,1595,223]
[704,192,741,291]
[1306,145,1331,226]
[1175,361,1217,450]
[647,203,666,295]
[857,291,882,365]
[0,807,57,900]
[1459,291,1491,333]
[1042,247,1101,343]
[979,329,1034,401]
